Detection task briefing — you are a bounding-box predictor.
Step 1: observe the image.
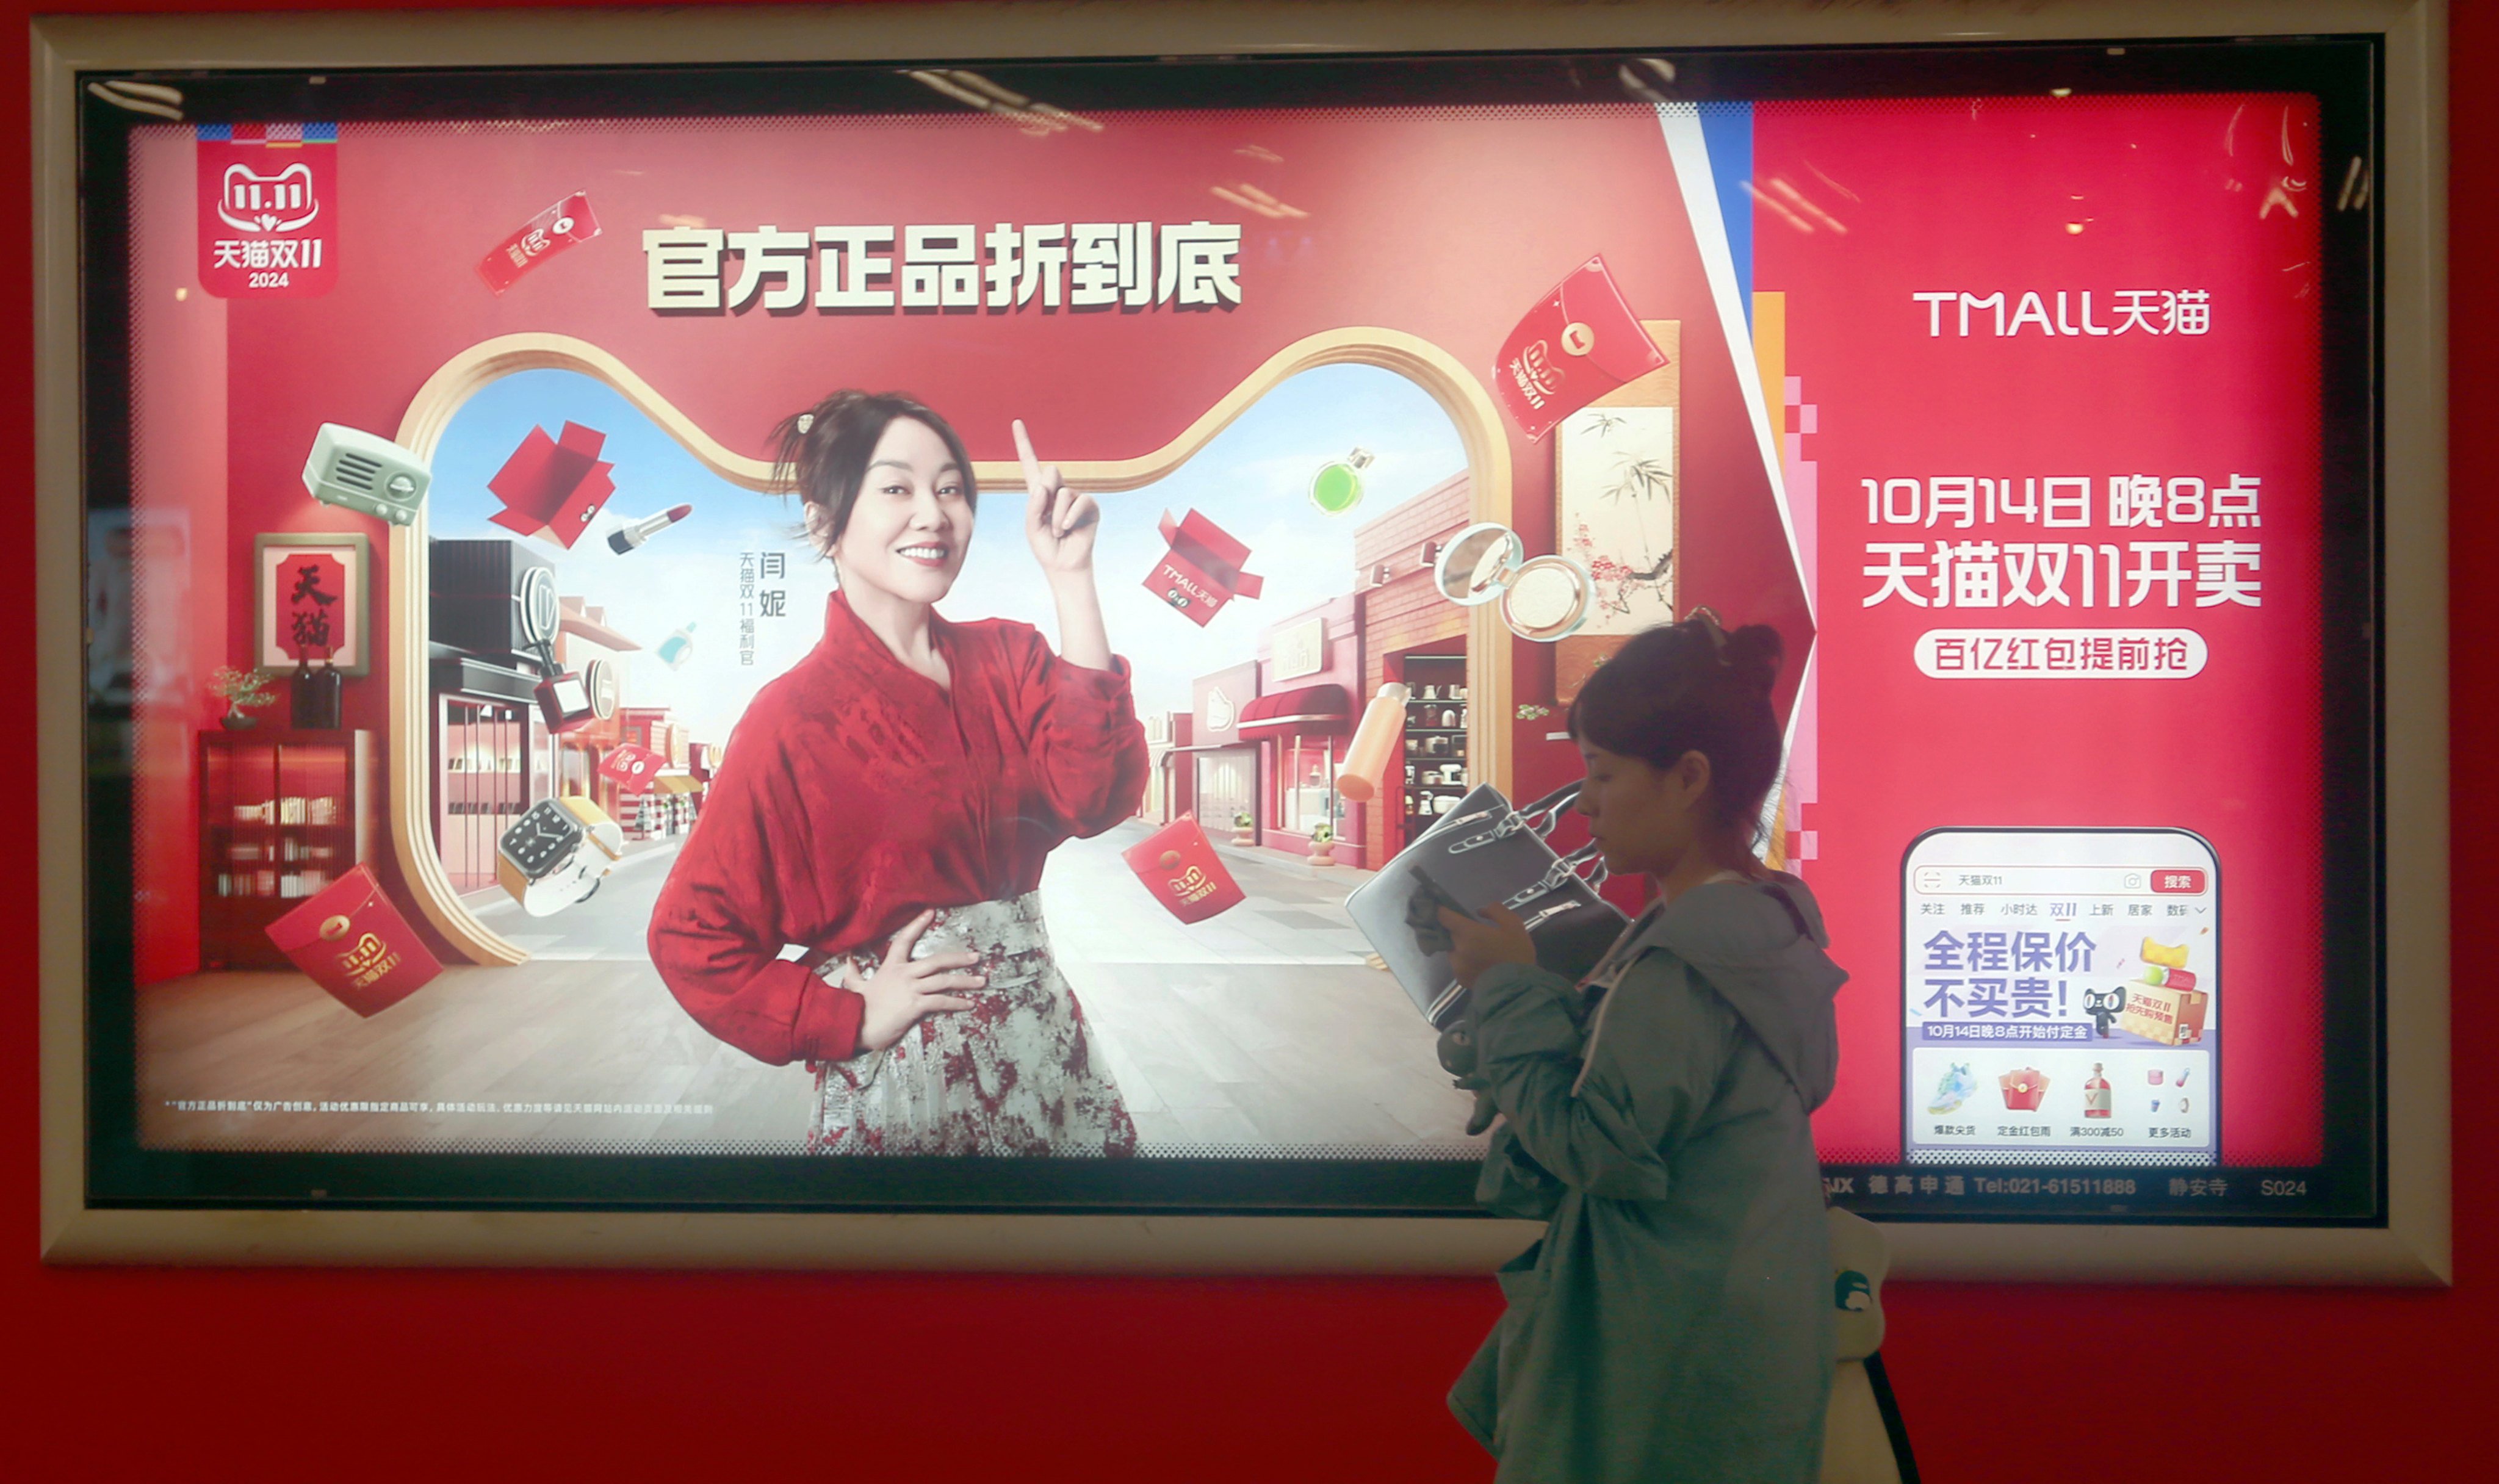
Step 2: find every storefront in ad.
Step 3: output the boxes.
[1349,471,1473,870]
[1238,595,1361,862]
[646,773,703,837]
[1185,661,1259,844]
[428,538,561,894]
[550,596,636,823]
[1142,710,1195,826]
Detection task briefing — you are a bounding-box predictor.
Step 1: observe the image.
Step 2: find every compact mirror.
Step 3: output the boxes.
[1500,555,1595,642]
[1435,522,1522,605]
[1432,521,1595,641]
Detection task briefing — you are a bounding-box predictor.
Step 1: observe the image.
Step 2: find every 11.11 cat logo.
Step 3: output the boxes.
[197,123,338,298]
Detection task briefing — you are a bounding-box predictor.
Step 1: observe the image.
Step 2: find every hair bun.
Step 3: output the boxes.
[1720,623,1783,696]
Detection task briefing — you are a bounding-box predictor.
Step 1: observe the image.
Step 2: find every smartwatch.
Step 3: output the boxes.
[494,795,625,917]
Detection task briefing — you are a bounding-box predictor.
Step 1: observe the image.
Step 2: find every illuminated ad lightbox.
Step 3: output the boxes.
[76,38,2381,1228]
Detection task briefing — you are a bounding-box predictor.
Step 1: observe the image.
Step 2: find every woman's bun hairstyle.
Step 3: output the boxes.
[1717,616,1784,701]
[770,389,976,558]
[1567,610,1786,837]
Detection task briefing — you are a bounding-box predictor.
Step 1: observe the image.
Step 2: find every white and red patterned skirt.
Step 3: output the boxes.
[808,892,1138,1156]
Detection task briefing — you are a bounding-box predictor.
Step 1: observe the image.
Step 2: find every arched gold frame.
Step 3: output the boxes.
[389,330,1516,964]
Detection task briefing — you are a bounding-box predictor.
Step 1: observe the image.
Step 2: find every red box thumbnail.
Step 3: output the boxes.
[1144,510,1264,626]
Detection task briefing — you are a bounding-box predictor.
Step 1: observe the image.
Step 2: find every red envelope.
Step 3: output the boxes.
[488,421,616,549]
[264,864,445,1017]
[1491,255,1668,439]
[478,192,601,295]
[1120,818,1247,924]
[1144,510,1265,627]
[597,742,666,791]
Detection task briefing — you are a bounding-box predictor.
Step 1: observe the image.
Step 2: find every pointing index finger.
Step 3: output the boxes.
[1011,419,1046,492]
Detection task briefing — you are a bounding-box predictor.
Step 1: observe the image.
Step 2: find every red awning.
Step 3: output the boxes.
[1235,684,1352,740]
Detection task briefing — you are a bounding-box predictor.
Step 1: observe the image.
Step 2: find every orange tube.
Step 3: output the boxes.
[1335,682,1410,803]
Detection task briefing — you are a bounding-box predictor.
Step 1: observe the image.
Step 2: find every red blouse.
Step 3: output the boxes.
[647,589,1149,1066]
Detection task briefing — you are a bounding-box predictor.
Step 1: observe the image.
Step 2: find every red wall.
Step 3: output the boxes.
[129,127,228,981]
[6,3,2481,1478]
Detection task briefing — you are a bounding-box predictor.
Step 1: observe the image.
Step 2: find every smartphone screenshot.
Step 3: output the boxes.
[1903,829,2219,1167]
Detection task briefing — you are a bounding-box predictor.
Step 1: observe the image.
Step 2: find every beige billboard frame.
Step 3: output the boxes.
[35,0,2450,1282]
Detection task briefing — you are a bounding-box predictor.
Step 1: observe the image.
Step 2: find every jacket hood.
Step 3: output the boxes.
[1630,871,1847,1112]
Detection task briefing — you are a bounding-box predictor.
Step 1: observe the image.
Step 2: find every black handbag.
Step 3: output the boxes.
[1345,782,1629,1026]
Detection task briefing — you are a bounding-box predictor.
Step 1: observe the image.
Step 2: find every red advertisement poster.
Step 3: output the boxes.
[1752,96,2325,1170]
[105,59,2369,1229]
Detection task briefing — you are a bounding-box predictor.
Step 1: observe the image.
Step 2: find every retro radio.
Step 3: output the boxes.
[302,423,430,526]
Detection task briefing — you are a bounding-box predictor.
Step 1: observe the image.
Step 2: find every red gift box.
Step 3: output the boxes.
[488,420,616,549]
[264,863,445,1017]
[2121,984,2210,1046]
[1491,255,1669,440]
[1144,509,1264,627]
[1120,817,1246,923]
[597,742,666,792]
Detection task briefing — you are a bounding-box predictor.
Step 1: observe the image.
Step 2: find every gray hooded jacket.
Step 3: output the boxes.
[1449,871,1847,1483]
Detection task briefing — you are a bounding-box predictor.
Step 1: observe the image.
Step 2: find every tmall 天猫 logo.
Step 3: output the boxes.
[197,123,339,298]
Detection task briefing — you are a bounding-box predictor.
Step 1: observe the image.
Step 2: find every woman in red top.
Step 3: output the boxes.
[648,391,1147,1155]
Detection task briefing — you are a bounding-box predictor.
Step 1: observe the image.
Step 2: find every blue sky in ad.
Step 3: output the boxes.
[428,365,1468,746]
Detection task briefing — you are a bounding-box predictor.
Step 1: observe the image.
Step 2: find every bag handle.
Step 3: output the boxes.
[1520,781,1582,836]
[1500,840,1615,914]
[1442,781,1585,859]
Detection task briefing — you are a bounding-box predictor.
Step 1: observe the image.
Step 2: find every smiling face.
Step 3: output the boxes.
[1575,739,1711,879]
[826,416,973,607]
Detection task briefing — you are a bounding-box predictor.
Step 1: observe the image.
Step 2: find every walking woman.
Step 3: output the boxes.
[649,391,1145,1156]
[1438,614,1845,1482]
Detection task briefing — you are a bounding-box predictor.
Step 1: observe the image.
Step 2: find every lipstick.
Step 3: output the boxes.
[608,503,694,554]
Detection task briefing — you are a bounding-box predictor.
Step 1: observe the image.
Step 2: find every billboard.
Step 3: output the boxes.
[72,34,2386,1236]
